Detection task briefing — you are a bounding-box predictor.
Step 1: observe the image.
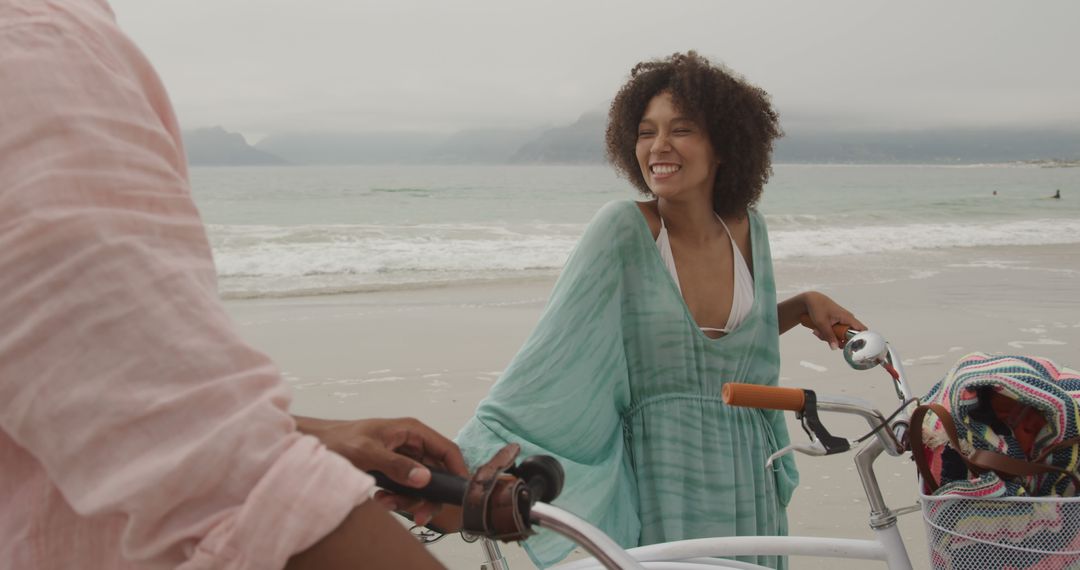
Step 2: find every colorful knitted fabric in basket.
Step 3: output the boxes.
[920,354,1080,569]
[921,353,1080,497]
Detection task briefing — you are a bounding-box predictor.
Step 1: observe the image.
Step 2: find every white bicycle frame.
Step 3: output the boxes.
[472,330,920,570]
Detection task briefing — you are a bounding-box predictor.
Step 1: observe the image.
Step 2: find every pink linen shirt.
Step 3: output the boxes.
[0,1,375,568]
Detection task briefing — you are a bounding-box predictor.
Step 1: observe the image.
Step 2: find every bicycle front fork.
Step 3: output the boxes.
[479,538,510,570]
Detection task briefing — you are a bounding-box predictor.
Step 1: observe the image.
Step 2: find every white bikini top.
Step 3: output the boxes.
[656,215,755,334]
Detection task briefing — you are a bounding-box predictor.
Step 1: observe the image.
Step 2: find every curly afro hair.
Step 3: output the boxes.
[605,51,782,219]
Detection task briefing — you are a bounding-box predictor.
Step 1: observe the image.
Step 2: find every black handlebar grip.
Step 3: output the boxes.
[370,469,468,506]
[513,455,565,503]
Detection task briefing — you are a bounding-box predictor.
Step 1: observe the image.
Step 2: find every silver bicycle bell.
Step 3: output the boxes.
[843,330,890,370]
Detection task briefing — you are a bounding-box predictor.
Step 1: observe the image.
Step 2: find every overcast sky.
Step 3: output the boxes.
[108,1,1080,138]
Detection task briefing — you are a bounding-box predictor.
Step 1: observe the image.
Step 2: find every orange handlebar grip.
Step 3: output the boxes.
[798,314,851,345]
[722,383,807,412]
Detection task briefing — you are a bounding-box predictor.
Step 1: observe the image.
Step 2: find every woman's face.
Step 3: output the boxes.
[635,91,719,201]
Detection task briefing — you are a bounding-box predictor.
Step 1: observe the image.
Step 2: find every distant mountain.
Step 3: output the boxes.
[422,127,547,164]
[256,128,550,165]
[182,127,285,166]
[255,132,443,164]
[509,112,606,164]
[774,129,1080,164]
[504,117,1080,165]
[186,119,1080,166]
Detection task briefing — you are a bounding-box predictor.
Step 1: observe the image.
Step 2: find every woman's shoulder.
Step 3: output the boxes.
[588,199,651,232]
[632,200,661,238]
[571,199,652,256]
[595,198,645,217]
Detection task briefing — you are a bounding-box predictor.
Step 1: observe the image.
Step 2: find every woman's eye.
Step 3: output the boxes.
[673,128,692,135]
[637,130,655,138]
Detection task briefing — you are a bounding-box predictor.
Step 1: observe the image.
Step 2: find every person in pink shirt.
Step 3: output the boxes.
[0,1,464,568]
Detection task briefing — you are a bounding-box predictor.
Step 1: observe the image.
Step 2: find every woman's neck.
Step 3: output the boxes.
[657,197,730,244]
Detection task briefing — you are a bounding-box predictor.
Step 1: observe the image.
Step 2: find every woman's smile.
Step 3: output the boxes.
[649,162,681,179]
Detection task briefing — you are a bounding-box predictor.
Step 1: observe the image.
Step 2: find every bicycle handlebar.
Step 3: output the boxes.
[798,314,852,346]
[722,383,807,412]
[371,469,467,506]
[374,454,641,569]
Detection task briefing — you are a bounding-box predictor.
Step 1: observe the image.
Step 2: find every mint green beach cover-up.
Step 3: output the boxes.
[456,200,799,569]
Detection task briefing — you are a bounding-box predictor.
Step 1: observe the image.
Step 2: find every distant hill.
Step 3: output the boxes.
[186,119,1080,166]
[509,112,606,164]
[255,132,443,164]
[182,127,285,166]
[775,129,1080,164]
[255,128,551,165]
[423,127,547,164]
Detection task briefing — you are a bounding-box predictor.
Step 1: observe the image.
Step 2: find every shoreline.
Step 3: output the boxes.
[219,241,1080,302]
[192,161,1078,169]
[218,271,561,301]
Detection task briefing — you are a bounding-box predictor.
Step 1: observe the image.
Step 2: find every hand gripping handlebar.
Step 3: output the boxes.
[798,313,853,347]
[371,444,565,542]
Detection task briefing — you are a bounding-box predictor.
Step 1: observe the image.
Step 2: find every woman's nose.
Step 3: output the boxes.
[650,131,672,153]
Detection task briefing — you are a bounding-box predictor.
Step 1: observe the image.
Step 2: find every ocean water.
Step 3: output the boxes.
[188,164,1080,298]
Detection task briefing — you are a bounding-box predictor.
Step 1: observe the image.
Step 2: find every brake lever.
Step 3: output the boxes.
[798,390,851,456]
[765,440,827,470]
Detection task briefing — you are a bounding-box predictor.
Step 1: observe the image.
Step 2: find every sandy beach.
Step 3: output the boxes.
[225,242,1080,569]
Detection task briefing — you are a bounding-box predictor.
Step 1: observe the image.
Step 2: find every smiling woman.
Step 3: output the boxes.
[607,51,781,220]
[454,52,865,569]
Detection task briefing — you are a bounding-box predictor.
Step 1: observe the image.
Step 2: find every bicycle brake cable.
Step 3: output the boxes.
[851,397,920,446]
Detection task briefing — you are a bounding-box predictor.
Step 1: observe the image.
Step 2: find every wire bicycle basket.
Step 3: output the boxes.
[920,491,1080,569]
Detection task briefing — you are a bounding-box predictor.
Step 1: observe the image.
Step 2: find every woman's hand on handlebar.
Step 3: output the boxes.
[293,416,468,525]
[779,291,866,350]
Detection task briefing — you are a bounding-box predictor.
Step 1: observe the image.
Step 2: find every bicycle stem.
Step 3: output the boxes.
[855,437,898,530]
